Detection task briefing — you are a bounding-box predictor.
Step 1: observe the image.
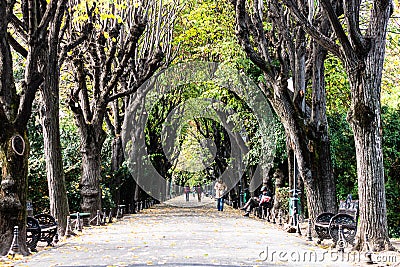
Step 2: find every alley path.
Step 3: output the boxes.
[12,196,397,267]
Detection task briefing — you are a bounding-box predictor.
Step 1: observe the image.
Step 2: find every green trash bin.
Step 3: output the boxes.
[289,197,301,216]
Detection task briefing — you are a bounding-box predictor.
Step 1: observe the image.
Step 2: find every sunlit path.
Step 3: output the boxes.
[164,193,215,208]
[15,197,368,267]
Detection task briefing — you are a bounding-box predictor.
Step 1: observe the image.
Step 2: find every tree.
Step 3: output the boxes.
[10,0,90,238]
[0,0,65,255]
[283,0,394,251]
[234,0,337,222]
[65,0,178,216]
[37,0,71,237]
[106,0,179,206]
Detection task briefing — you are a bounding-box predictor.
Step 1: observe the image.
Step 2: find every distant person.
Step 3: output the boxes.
[241,186,272,217]
[214,179,227,211]
[184,185,190,202]
[195,184,203,202]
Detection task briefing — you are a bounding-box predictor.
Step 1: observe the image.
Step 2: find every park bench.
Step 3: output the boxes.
[26,214,58,252]
[314,195,358,245]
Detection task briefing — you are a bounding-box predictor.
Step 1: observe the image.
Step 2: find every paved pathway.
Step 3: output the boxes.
[11,196,399,267]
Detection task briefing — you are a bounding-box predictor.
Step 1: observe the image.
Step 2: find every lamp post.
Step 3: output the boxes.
[238,182,242,208]
[290,153,299,226]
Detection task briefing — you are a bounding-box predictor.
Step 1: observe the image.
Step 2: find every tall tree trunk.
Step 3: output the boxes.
[347,48,392,251]
[111,135,123,205]
[38,0,69,236]
[0,133,30,255]
[108,92,125,206]
[344,1,393,252]
[310,41,337,213]
[78,126,105,217]
[266,85,326,221]
[39,90,69,236]
[350,105,390,250]
[134,183,141,205]
[40,12,69,236]
[348,66,391,250]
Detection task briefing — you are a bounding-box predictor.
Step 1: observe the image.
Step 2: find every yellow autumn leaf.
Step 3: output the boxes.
[100,13,107,20]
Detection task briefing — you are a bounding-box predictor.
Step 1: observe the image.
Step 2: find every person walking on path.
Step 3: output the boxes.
[184,185,190,201]
[214,178,227,211]
[195,184,203,202]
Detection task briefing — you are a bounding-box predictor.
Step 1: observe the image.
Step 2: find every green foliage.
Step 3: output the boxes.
[27,114,49,214]
[59,114,82,212]
[174,0,244,63]
[275,187,290,215]
[324,55,351,115]
[382,10,400,108]
[271,121,287,168]
[145,81,267,187]
[382,106,400,237]
[328,112,358,200]
[99,134,117,210]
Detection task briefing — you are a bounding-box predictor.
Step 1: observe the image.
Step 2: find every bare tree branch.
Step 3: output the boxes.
[15,73,44,130]
[235,0,275,83]
[252,0,274,68]
[66,55,91,126]
[27,0,36,39]
[102,22,147,101]
[343,0,370,54]
[9,14,28,43]
[107,59,163,103]
[59,3,94,66]
[36,0,60,43]
[7,32,28,58]
[317,0,356,59]
[281,0,342,58]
